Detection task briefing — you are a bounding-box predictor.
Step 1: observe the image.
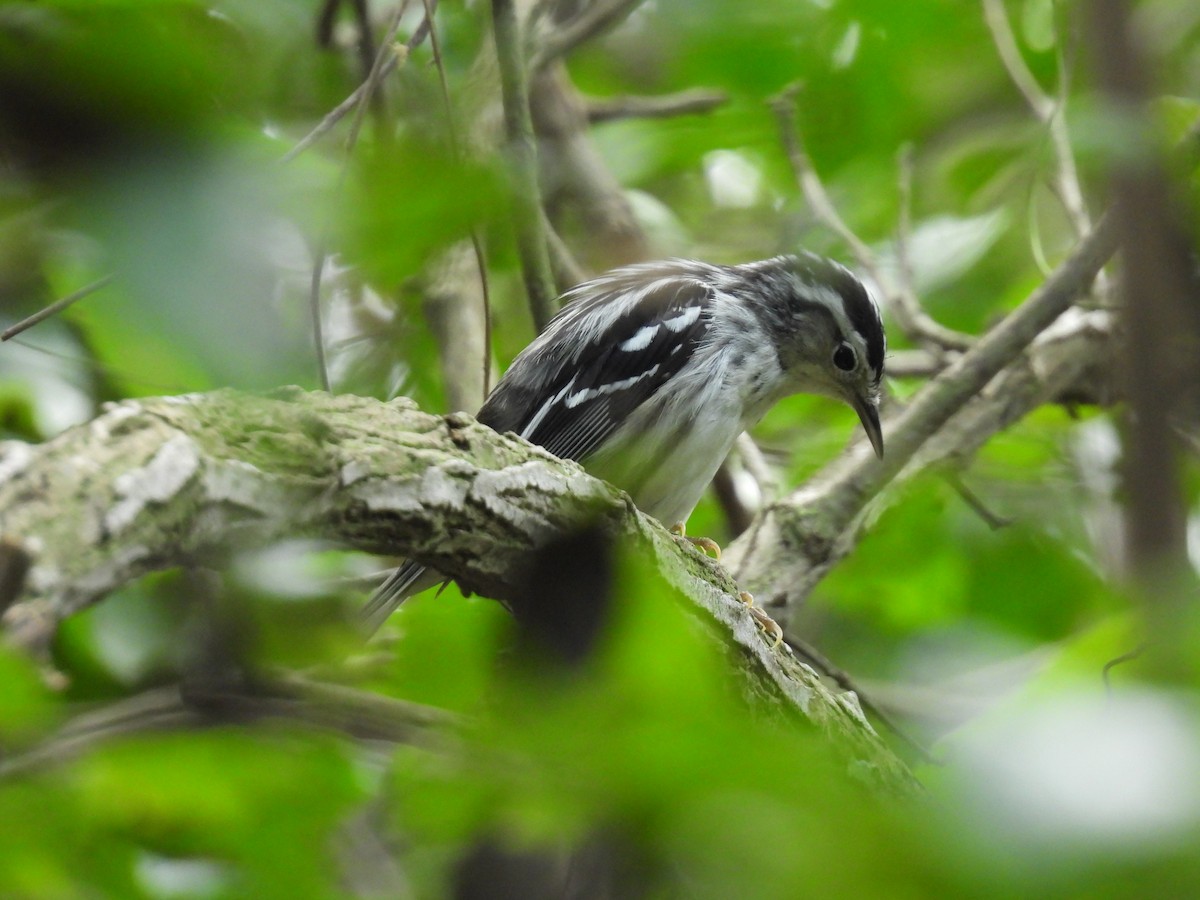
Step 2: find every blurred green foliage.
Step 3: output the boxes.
[1,0,1200,897]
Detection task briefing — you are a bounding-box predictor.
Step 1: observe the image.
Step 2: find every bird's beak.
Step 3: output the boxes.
[853,396,884,459]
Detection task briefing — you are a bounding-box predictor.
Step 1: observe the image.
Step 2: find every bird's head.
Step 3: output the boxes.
[734,254,886,458]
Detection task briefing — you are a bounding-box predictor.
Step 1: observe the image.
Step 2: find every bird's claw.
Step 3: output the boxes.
[739,591,784,649]
[670,522,722,559]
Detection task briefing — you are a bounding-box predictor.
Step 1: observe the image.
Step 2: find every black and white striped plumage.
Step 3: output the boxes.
[364,254,885,631]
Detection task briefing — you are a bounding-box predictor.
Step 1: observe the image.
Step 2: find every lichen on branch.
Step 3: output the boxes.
[0,387,920,794]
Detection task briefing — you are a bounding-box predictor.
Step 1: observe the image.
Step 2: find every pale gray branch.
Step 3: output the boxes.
[0,388,918,794]
[530,0,644,71]
[726,213,1120,623]
[532,64,650,270]
[981,0,1095,242]
[769,85,975,353]
[493,0,558,328]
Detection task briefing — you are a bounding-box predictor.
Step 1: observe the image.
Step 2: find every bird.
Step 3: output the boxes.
[362,253,885,632]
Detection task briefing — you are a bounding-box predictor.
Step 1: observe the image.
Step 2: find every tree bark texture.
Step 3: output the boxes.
[0,388,920,795]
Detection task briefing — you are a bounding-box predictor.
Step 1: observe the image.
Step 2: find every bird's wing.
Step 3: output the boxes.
[363,266,716,633]
[477,271,714,462]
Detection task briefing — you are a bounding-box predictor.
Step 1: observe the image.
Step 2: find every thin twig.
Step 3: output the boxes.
[944,470,1013,529]
[769,84,974,353]
[308,2,413,392]
[770,85,874,265]
[543,210,587,290]
[284,81,384,164]
[894,143,923,322]
[529,0,644,71]
[981,0,1093,239]
[422,0,493,395]
[308,251,332,391]
[5,336,189,395]
[282,5,436,165]
[586,88,728,124]
[1,274,116,342]
[827,213,1117,534]
[316,0,379,88]
[343,2,409,153]
[884,348,950,379]
[493,0,558,330]
[888,142,971,348]
[470,231,493,396]
[1102,644,1146,695]
[351,0,379,84]
[0,677,456,778]
[980,0,1053,118]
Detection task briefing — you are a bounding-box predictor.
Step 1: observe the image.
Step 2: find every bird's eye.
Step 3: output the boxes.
[833,342,857,372]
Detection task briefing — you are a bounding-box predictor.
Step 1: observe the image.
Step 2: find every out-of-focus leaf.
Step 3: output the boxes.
[1021,0,1057,53]
[816,475,1111,644]
[0,646,57,744]
[0,780,139,898]
[369,586,510,714]
[339,142,506,289]
[1155,95,1200,147]
[77,150,317,392]
[891,209,1009,295]
[54,578,181,695]
[0,3,258,170]
[72,730,364,895]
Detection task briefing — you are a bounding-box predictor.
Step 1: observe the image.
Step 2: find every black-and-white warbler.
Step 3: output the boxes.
[363,253,885,631]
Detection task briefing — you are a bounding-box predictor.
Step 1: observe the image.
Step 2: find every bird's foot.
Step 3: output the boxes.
[738,591,783,649]
[670,522,721,559]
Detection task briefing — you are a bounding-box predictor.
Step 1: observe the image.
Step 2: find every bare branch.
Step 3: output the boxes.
[307,2,413,392]
[586,88,728,124]
[912,310,1116,471]
[769,85,975,353]
[282,4,435,165]
[769,85,875,268]
[531,65,649,271]
[530,0,645,71]
[886,348,951,379]
[981,0,1094,239]
[493,0,558,329]
[422,0,493,395]
[544,212,588,289]
[1088,0,1200,622]
[2,274,116,342]
[0,677,454,778]
[0,389,918,793]
[726,212,1120,621]
[981,0,1054,118]
[421,244,491,411]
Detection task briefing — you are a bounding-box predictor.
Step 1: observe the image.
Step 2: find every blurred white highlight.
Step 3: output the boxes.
[959,688,1200,848]
[704,150,762,209]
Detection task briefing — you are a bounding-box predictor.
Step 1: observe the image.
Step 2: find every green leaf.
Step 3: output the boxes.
[0,647,58,744]
[1021,0,1057,52]
[72,729,364,894]
[339,142,506,289]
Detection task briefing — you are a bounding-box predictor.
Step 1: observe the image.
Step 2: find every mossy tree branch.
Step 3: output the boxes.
[0,388,920,795]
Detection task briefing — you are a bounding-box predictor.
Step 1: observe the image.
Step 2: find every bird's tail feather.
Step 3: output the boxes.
[361,561,440,634]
